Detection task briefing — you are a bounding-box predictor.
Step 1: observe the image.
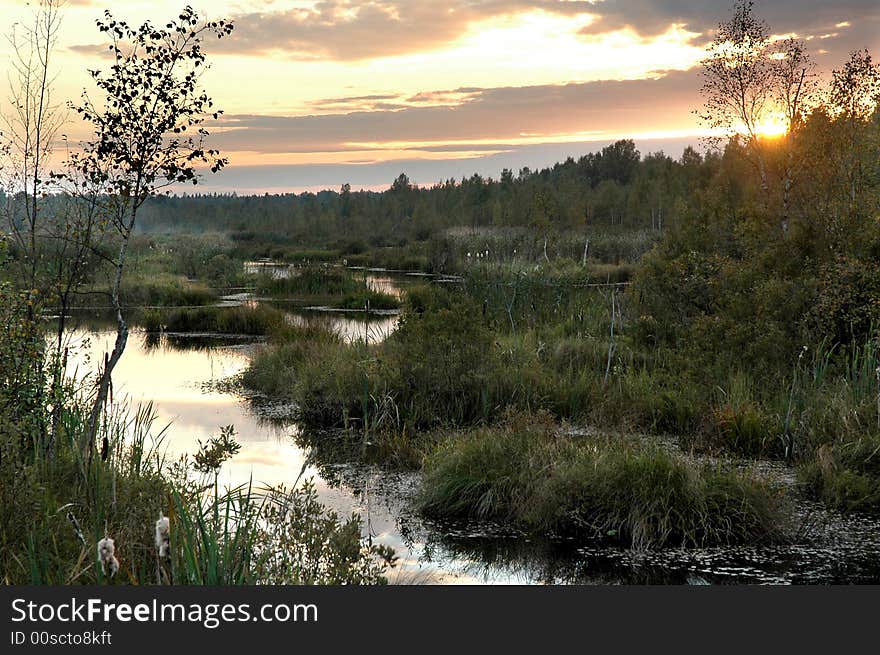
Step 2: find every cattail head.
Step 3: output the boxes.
[155,515,170,558]
[97,536,119,578]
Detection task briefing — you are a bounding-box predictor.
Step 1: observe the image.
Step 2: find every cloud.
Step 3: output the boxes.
[67,43,111,58]
[211,70,701,156]
[307,93,402,111]
[305,87,487,113]
[189,1,880,64]
[214,1,594,60]
[581,1,880,63]
[67,1,879,72]
[581,0,877,36]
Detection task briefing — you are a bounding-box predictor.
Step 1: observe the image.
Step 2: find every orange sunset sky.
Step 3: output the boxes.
[1,0,878,192]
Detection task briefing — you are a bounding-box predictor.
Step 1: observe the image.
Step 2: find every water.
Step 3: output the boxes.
[64,326,538,583]
[59,269,880,584]
[62,323,880,584]
[283,309,398,344]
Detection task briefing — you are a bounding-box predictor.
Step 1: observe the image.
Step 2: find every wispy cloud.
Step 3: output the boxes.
[213,70,701,161]
[197,0,879,64]
[215,1,595,60]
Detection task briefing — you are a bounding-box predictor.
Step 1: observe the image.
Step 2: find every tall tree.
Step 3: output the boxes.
[699,1,814,233]
[830,49,880,205]
[67,6,233,458]
[0,0,105,454]
[1,0,65,313]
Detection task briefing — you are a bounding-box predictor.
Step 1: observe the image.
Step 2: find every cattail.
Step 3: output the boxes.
[66,511,86,547]
[155,515,170,558]
[97,537,119,578]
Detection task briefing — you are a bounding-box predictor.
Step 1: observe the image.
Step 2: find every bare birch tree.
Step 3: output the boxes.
[1,0,65,315]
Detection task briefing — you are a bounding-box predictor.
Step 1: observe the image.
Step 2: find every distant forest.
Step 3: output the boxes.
[136,139,711,246]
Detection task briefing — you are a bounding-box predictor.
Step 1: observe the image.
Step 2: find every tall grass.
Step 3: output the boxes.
[116,274,216,307]
[434,226,659,273]
[169,482,263,585]
[253,266,399,310]
[418,416,787,549]
[255,266,362,297]
[142,304,284,335]
[0,344,393,585]
[240,255,880,524]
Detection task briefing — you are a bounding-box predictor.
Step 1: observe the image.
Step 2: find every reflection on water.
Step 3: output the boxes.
[243,260,452,299]
[62,327,540,584]
[238,262,403,344]
[365,275,405,299]
[65,329,304,488]
[284,310,398,344]
[60,279,880,584]
[243,260,293,279]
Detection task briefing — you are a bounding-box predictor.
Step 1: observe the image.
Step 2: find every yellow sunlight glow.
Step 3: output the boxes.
[755,112,789,138]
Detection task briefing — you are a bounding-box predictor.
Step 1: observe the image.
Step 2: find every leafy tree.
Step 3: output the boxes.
[699,1,815,234]
[66,6,233,457]
[699,1,775,175]
[826,50,880,213]
[596,139,640,185]
[0,0,108,453]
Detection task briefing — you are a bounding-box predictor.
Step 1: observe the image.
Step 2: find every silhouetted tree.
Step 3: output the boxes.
[66,6,233,457]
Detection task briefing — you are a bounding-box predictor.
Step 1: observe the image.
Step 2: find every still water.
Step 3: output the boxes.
[61,271,880,584]
[64,320,536,584]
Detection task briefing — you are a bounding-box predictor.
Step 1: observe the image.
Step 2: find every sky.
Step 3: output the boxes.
[1,0,878,193]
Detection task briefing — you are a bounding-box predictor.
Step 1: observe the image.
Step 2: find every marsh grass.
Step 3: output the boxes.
[418,415,787,549]
[169,481,263,585]
[0,303,393,586]
[1,390,174,584]
[116,274,216,307]
[253,266,399,310]
[335,289,400,311]
[142,304,284,335]
[345,247,430,272]
[789,339,880,511]
[256,267,360,297]
[241,258,880,529]
[2,392,394,584]
[434,227,659,273]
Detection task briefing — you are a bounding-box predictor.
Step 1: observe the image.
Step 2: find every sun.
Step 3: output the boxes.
[754,112,789,139]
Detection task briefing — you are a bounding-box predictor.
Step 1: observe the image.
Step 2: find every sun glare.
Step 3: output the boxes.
[755,112,789,138]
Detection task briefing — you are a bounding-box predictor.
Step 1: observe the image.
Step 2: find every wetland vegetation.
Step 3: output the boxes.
[2,1,880,584]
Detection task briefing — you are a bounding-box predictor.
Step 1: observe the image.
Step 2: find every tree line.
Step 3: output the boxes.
[132,139,710,247]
